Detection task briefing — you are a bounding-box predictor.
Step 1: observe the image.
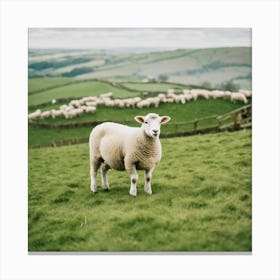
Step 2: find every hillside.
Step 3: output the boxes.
[28,47,252,89]
[28,130,252,252]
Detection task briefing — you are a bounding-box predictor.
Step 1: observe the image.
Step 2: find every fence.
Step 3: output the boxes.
[163,104,252,137]
[29,104,252,148]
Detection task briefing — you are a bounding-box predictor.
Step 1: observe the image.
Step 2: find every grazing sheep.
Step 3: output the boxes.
[231,92,248,103]
[85,106,96,113]
[136,100,150,108]
[41,110,51,119]
[239,89,252,98]
[28,109,41,120]
[69,100,82,108]
[211,90,225,99]
[100,92,113,98]
[89,113,171,196]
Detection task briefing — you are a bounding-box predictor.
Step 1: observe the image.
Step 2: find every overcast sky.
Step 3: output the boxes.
[29,28,251,50]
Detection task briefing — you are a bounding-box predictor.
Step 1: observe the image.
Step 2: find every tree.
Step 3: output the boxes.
[217,81,240,92]
[158,74,168,82]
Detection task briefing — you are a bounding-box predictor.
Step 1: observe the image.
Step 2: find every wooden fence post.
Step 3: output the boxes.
[193,119,198,131]
[217,116,222,130]
[233,112,242,129]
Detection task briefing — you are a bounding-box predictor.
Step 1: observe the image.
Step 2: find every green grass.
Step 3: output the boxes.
[121,82,187,91]
[28,80,139,106]
[28,126,92,147]
[28,77,74,94]
[28,130,252,252]
[28,100,246,147]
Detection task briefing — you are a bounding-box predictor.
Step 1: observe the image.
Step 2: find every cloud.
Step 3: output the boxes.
[29,28,251,49]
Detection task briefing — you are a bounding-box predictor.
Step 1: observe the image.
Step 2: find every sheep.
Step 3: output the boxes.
[85,106,96,113]
[85,101,98,107]
[60,104,68,111]
[210,90,225,99]
[157,93,166,101]
[51,109,64,118]
[136,100,150,108]
[223,91,232,100]
[231,92,248,103]
[41,110,51,119]
[100,92,113,98]
[69,100,81,108]
[28,109,41,120]
[239,89,252,98]
[89,113,171,196]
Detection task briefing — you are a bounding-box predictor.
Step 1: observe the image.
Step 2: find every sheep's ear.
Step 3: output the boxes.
[135,116,145,123]
[160,116,171,124]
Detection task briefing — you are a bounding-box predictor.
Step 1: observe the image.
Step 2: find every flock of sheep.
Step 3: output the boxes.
[28,88,252,121]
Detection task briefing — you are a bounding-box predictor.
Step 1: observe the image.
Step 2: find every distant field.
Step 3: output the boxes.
[28,100,247,147]
[121,82,187,91]
[28,47,252,89]
[28,80,139,106]
[28,130,252,252]
[28,77,74,94]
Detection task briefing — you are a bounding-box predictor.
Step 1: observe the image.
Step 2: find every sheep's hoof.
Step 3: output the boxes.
[102,185,110,192]
[129,190,137,197]
[144,187,152,195]
[90,186,97,193]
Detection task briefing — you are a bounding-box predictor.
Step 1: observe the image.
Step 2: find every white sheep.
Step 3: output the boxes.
[28,109,41,120]
[41,110,51,118]
[231,92,248,103]
[89,113,171,196]
[51,109,64,118]
[239,89,252,98]
[69,100,81,108]
[100,92,113,98]
[85,106,96,113]
[136,100,150,108]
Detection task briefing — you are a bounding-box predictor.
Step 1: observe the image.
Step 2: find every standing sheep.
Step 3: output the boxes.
[89,113,171,196]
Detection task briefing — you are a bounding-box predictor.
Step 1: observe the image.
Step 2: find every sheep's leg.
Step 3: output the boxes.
[144,167,154,195]
[90,157,102,193]
[101,163,110,191]
[125,162,138,197]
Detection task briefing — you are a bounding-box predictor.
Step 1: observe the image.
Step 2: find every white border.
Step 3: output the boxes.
[1,0,279,279]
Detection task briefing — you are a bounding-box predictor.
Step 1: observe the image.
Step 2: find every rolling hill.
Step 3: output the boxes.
[28,47,252,89]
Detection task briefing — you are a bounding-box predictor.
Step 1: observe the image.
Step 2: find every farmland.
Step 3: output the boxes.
[28,79,139,106]
[29,47,252,89]
[28,130,252,252]
[28,47,252,252]
[28,100,247,147]
[28,74,251,148]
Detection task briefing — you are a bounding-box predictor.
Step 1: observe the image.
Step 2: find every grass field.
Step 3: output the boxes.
[28,100,246,147]
[28,130,252,252]
[28,80,139,106]
[28,77,74,94]
[29,47,252,89]
[120,82,187,91]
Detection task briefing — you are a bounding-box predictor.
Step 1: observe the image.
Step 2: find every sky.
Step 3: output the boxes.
[29,28,251,50]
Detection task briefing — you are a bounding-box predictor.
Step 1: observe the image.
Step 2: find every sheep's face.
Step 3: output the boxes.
[135,113,171,138]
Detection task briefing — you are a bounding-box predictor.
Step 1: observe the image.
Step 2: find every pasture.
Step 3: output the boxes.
[29,47,252,89]
[28,79,139,106]
[28,100,246,147]
[28,130,252,252]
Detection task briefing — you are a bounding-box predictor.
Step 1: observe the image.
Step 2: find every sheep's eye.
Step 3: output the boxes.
[144,121,148,124]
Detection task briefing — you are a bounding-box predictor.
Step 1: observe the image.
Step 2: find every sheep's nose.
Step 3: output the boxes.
[153,129,159,134]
